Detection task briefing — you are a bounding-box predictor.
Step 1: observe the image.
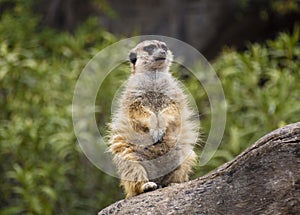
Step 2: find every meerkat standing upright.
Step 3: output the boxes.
[108,40,198,198]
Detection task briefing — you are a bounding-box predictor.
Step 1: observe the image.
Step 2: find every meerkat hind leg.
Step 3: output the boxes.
[118,157,158,197]
[166,153,197,185]
[122,181,158,198]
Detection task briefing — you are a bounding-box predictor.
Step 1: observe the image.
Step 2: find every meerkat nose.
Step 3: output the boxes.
[159,51,166,56]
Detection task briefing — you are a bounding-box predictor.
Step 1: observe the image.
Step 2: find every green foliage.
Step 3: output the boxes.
[0,6,121,215]
[194,27,300,176]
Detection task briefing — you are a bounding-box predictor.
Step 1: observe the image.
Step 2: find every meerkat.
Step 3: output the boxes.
[108,40,198,198]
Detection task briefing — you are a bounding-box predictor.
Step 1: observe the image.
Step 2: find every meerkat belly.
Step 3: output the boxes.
[133,137,179,159]
[133,143,182,184]
[130,90,182,169]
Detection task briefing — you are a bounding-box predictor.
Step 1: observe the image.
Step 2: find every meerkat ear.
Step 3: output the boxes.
[129,52,137,65]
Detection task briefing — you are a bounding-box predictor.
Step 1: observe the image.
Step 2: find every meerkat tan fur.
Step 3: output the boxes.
[108,40,198,198]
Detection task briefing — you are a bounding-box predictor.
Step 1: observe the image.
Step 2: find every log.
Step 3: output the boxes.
[99,122,300,214]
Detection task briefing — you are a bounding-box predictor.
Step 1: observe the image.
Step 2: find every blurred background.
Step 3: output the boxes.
[0,0,300,214]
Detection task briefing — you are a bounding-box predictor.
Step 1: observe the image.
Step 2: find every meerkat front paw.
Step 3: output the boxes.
[150,127,166,143]
[142,182,158,192]
[149,112,166,143]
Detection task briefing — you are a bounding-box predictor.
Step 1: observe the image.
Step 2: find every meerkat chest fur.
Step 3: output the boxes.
[124,71,185,113]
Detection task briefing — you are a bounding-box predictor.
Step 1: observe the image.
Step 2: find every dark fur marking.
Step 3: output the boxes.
[161,44,168,51]
[143,44,156,55]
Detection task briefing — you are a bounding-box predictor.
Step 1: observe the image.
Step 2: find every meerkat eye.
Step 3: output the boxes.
[161,44,168,51]
[129,52,137,65]
[143,45,156,54]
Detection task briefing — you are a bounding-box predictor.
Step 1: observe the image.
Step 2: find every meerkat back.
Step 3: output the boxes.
[108,40,198,198]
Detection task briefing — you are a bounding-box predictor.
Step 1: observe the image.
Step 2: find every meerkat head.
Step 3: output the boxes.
[129,40,173,74]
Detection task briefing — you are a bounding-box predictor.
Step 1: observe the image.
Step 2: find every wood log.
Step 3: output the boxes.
[99,122,300,214]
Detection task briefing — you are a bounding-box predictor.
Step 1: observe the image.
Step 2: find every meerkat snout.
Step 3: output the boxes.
[154,50,167,61]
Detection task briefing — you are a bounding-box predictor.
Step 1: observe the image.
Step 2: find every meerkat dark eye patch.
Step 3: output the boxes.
[143,44,156,55]
[129,52,137,64]
[161,44,168,51]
